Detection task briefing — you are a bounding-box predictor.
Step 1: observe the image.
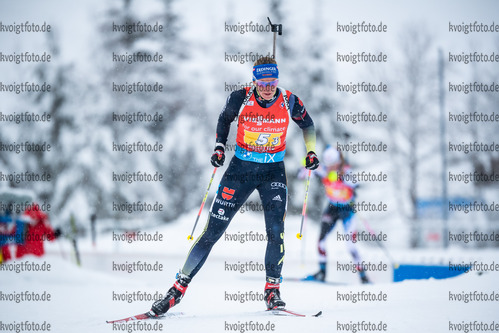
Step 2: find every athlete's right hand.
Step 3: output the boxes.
[305,151,319,170]
[210,147,225,167]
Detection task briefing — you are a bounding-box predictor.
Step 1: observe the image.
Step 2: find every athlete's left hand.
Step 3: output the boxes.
[305,151,319,170]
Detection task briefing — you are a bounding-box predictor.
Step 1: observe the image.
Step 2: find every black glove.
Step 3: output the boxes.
[210,146,225,167]
[305,151,319,170]
[54,227,62,239]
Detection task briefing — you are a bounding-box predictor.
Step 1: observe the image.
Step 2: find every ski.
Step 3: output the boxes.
[107,308,321,323]
[106,311,184,323]
[106,311,158,323]
[267,308,323,317]
[285,276,347,286]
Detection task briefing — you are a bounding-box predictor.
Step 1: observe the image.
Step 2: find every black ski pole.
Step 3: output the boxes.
[69,213,81,266]
[357,214,399,269]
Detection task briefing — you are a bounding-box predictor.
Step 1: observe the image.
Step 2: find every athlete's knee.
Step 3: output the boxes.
[321,213,333,224]
[202,215,231,243]
[266,222,284,244]
[346,243,360,261]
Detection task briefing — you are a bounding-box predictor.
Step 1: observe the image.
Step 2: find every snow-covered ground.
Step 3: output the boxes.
[2,211,498,333]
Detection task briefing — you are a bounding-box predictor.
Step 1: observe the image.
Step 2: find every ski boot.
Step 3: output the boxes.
[359,269,370,284]
[303,263,326,282]
[151,273,191,316]
[264,277,286,310]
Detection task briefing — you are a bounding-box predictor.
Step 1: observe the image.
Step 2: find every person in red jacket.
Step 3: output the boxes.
[0,214,14,263]
[1,204,28,262]
[15,203,59,258]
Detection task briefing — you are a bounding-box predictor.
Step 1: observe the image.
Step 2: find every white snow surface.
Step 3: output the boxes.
[2,211,498,333]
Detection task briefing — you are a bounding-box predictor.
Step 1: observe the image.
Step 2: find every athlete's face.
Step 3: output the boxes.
[254,78,278,100]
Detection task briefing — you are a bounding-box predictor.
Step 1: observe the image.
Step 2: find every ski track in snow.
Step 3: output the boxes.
[2,213,498,333]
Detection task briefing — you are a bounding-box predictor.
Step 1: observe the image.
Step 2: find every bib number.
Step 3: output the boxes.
[245,131,282,148]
